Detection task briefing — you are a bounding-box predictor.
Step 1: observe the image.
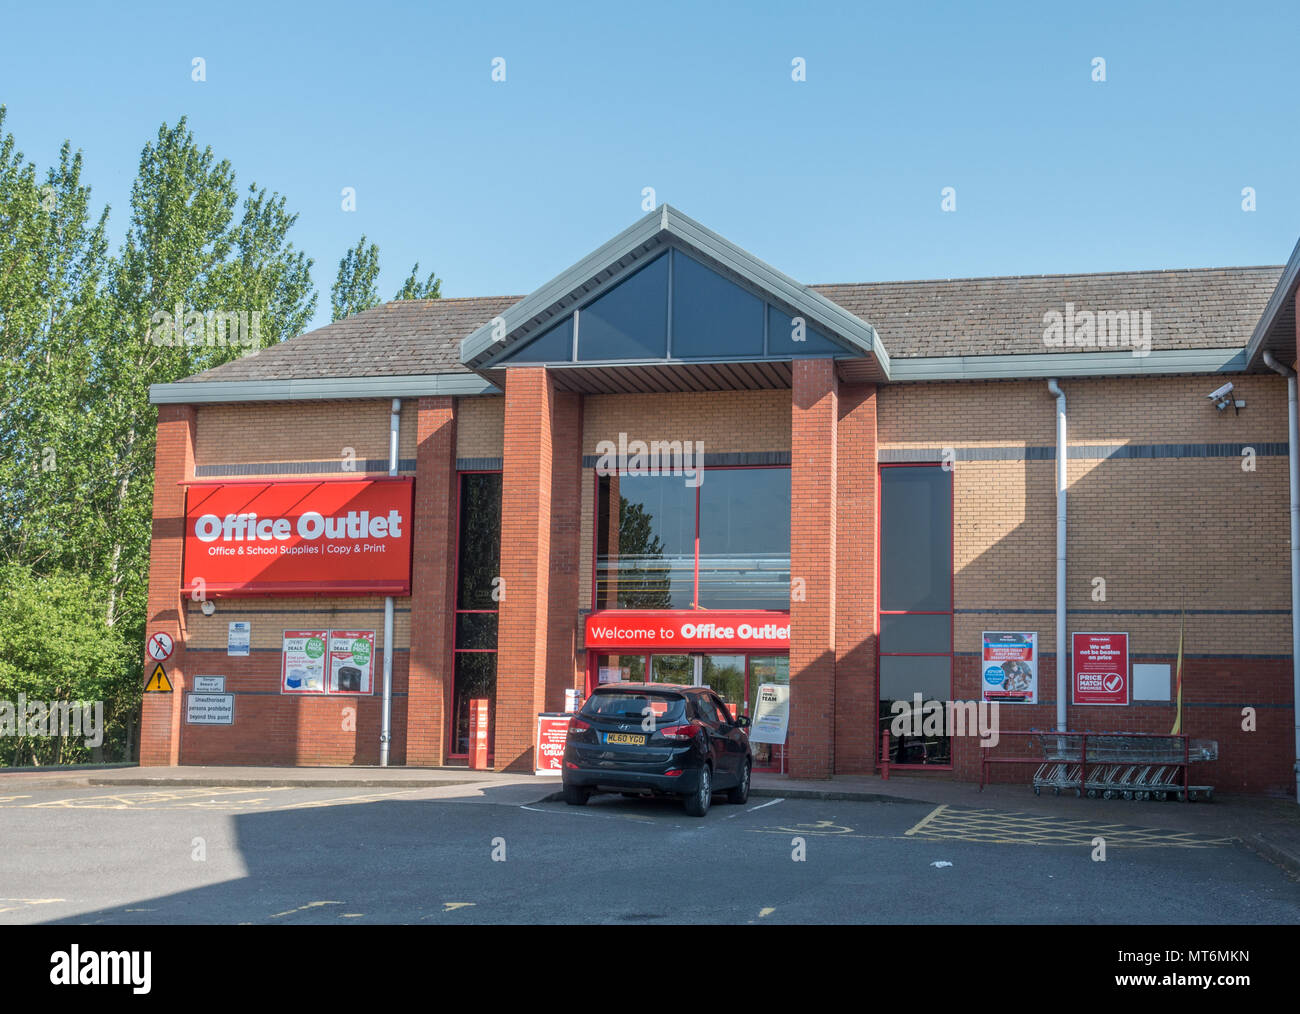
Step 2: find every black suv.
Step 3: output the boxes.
[561,683,753,817]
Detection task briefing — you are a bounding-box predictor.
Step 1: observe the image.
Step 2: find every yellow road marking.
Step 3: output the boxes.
[758,907,775,918]
[905,804,949,837]
[443,902,475,912]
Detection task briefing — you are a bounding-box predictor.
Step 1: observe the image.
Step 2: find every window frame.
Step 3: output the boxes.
[591,463,791,611]
[875,462,955,770]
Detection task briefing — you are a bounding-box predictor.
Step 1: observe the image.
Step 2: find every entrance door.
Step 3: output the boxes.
[697,654,745,721]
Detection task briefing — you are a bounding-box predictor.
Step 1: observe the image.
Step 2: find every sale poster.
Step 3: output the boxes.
[1072,632,1130,706]
[328,630,375,694]
[981,631,1038,704]
[282,630,327,694]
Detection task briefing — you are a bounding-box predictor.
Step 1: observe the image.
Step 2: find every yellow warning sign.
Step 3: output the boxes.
[145,663,174,693]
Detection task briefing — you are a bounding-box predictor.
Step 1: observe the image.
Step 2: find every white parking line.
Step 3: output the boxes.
[747,798,783,812]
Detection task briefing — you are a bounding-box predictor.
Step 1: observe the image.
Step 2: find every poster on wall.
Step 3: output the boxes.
[981,631,1038,704]
[227,621,250,656]
[282,630,327,694]
[1072,632,1130,706]
[328,630,375,694]
[750,684,791,744]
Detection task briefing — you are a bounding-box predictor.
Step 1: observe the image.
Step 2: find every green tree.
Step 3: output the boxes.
[331,235,381,320]
[394,261,442,301]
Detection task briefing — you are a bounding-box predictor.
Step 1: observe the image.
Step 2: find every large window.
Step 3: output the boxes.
[595,467,790,611]
[453,472,501,757]
[878,465,953,767]
[500,248,850,365]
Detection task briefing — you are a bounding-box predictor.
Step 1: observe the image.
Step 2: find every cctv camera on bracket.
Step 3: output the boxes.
[1207,382,1242,414]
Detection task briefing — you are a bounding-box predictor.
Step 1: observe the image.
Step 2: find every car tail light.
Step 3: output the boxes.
[658,723,698,741]
[663,769,684,778]
[568,718,592,733]
[565,761,579,769]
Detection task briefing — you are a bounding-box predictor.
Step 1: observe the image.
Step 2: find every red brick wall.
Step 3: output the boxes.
[497,369,556,771]
[956,656,1295,795]
[545,390,583,707]
[789,361,838,778]
[834,384,878,774]
[140,405,195,766]
[408,396,457,765]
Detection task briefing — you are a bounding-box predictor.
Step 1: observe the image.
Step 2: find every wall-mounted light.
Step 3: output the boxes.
[201,599,216,616]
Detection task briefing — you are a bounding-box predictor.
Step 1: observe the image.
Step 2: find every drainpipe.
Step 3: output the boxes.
[1047,380,1068,732]
[1263,351,1300,804]
[380,398,401,767]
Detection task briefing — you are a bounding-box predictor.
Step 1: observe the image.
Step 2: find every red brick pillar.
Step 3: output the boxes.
[140,405,196,767]
[546,390,583,703]
[496,368,557,771]
[789,360,838,778]
[407,396,457,765]
[835,384,878,774]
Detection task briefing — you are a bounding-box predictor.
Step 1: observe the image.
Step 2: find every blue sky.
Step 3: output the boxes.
[2,0,1298,331]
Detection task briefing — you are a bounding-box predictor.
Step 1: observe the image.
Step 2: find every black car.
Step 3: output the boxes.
[561,683,753,817]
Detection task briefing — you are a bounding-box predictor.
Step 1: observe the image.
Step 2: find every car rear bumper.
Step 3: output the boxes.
[563,765,704,794]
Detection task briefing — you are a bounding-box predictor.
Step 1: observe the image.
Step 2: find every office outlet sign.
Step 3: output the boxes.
[183,478,414,595]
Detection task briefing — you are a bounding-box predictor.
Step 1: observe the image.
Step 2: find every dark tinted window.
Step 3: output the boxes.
[693,695,719,724]
[577,254,669,360]
[671,251,764,358]
[767,305,843,356]
[584,691,686,724]
[457,473,502,609]
[596,473,697,609]
[698,468,790,609]
[880,613,951,654]
[880,467,952,612]
[507,315,573,363]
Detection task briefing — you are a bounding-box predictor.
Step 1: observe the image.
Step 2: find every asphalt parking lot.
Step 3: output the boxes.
[0,783,1296,924]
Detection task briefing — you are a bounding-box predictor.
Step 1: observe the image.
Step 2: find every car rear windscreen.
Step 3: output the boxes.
[583,692,686,724]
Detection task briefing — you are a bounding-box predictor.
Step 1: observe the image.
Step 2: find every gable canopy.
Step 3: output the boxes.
[459,204,888,392]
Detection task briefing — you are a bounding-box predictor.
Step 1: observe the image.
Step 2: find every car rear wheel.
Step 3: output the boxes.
[683,765,712,817]
[563,785,590,806]
[727,760,751,804]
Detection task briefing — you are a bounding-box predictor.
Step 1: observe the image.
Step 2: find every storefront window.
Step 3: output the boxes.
[878,465,953,767]
[453,472,501,757]
[595,467,790,611]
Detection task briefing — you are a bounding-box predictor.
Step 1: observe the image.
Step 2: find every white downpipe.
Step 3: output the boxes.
[1047,380,1068,732]
[1263,352,1300,804]
[380,398,401,767]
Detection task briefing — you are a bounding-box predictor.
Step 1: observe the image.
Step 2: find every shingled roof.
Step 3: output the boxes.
[180,266,1283,385]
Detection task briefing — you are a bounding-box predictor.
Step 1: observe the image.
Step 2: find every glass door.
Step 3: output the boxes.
[651,654,692,685]
[697,654,745,720]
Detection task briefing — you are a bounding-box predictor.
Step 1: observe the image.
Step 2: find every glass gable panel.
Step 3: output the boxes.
[506,315,573,363]
[767,305,844,356]
[671,251,764,358]
[577,254,669,360]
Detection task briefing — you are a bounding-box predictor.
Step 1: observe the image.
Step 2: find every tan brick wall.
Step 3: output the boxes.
[578,389,792,611]
[183,597,410,653]
[881,374,1293,655]
[194,400,418,469]
[455,395,505,460]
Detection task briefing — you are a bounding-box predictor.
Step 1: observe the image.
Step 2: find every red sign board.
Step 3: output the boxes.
[1072,632,1130,706]
[468,698,490,770]
[585,610,791,652]
[535,714,572,776]
[183,478,414,596]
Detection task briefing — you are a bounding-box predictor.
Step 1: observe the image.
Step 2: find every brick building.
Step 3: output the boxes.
[143,206,1300,796]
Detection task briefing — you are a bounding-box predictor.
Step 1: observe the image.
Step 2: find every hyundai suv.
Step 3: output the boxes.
[561,683,753,817]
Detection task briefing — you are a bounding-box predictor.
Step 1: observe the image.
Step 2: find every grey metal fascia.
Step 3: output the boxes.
[888,348,1249,382]
[1244,238,1300,367]
[149,373,500,404]
[458,204,886,371]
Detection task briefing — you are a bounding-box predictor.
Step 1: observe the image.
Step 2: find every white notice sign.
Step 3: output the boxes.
[749,683,790,745]
[192,675,225,693]
[185,694,234,725]
[227,622,250,657]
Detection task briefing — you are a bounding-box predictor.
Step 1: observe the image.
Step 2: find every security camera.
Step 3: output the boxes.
[1207,382,1234,401]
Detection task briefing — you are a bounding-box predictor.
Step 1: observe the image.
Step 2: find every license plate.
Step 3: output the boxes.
[605,733,646,745]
